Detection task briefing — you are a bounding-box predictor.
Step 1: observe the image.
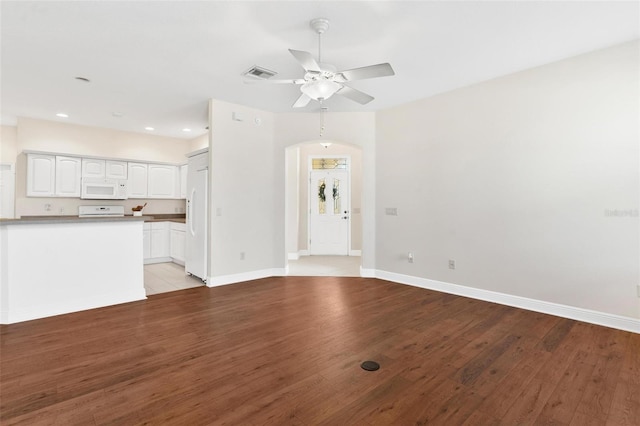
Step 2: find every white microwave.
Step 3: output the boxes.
[81,178,128,200]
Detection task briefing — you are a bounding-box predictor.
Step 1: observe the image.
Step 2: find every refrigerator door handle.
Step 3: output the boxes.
[189,188,197,236]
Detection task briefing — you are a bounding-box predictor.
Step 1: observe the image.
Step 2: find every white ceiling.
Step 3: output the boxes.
[1,1,638,139]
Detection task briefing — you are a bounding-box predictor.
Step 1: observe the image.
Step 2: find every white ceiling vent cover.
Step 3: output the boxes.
[242,66,277,80]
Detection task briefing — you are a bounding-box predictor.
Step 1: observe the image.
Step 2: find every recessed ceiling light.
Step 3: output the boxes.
[144,127,154,131]
[56,113,69,118]
[74,76,91,83]
[182,128,192,132]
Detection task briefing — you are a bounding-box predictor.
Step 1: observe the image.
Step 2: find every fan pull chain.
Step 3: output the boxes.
[320,104,326,137]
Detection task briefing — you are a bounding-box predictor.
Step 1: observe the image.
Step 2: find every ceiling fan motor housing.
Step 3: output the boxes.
[310,18,330,34]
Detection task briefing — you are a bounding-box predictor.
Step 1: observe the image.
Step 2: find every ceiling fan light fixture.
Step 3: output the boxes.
[300,79,341,101]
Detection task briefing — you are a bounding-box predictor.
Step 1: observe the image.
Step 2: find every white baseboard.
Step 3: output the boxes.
[349,250,362,256]
[298,250,309,256]
[375,270,640,334]
[1,289,147,324]
[360,267,376,278]
[288,252,300,260]
[144,257,172,265]
[207,268,287,287]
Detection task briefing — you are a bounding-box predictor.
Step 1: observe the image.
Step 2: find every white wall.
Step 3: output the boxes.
[13,118,194,216]
[208,100,278,280]
[375,40,639,319]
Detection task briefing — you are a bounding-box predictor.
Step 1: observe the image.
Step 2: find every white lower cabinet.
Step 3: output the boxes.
[170,222,186,264]
[143,221,185,265]
[143,224,152,259]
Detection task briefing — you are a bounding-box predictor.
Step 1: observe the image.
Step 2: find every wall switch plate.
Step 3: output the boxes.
[408,252,414,263]
[385,207,398,216]
[240,252,245,260]
[449,259,456,270]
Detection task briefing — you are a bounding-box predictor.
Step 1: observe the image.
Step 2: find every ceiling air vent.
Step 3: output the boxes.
[242,65,277,80]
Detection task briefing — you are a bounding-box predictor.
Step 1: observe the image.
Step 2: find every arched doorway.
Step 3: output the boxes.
[284,141,362,276]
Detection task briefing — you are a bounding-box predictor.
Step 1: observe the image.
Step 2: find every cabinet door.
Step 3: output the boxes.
[150,222,170,258]
[106,160,127,179]
[128,163,148,198]
[143,228,151,260]
[55,156,82,197]
[27,154,56,197]
[170,229,185,262]
[148,164,178,198]
[82,158,105,178]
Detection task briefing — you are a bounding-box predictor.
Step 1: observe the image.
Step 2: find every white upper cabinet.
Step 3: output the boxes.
[148,164,178,198]
[82,158,105,178]
[128,162,148,198]
[55,156,82,197]
[83,159,127,179]
[106,160,127,179]
[27,154,56,197]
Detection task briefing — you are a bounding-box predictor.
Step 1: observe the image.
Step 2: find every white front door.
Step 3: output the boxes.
[309,169,349,255]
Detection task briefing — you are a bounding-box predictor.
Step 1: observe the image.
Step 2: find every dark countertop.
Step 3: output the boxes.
[143,214,186,224]
[1,214,186,226]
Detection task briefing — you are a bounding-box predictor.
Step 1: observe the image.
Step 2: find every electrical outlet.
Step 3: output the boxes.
[44,203,52,211]
[449,259,455,270]
[240,252,245,260]
[408,252,414,263]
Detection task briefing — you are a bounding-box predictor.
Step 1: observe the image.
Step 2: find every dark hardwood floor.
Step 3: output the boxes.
[1,276,638,425]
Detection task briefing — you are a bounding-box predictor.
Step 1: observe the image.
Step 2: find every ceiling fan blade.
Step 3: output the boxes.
[336,85,375,105]
[243,78,305,85]
[337,63,395,82]
[289,49,321,72]
[292,93,312,108]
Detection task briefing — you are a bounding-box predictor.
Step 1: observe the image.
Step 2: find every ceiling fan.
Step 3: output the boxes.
[248,18,395,108]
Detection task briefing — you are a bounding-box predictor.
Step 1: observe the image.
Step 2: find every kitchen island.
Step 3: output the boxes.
[0,215,150,324]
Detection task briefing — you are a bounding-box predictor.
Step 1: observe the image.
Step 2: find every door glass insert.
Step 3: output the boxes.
[318,178,326,214]
[312,158,347,170]
[333,178,341,214]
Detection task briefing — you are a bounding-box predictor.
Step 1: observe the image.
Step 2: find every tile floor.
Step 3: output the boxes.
[287,255,361,277]
[144,255,361,296]
[144,262,205,296]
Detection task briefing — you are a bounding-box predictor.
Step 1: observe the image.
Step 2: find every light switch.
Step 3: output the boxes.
[385,207,398,216]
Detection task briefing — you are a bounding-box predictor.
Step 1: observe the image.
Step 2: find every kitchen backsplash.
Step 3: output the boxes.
[15,197,186,217]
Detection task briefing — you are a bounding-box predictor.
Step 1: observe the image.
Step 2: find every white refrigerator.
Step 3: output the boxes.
[185,150,208,282]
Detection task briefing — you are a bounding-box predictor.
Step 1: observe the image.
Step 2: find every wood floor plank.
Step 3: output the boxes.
[1,276,638,425]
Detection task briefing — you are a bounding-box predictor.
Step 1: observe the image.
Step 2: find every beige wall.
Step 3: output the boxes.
[1,126,18,164]
[187,133,209,153]
[376,40,639,319]
[14,118,196,216]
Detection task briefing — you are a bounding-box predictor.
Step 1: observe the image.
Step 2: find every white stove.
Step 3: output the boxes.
[78,205,125,218]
